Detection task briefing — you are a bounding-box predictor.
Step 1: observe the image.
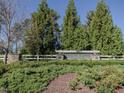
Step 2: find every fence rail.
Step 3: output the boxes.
[100,55,124,60]
[0,55,4,60]
[22,55,57,61]
[1,55,124,61]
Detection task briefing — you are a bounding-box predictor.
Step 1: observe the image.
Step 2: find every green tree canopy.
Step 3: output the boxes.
[61,0,81,50]
[86,0,123,55]
[25,0,59,54]
[111,25,123,55]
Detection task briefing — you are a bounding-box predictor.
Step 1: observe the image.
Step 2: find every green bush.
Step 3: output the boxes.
[20,60,124,67]
[69,79,79,90]
[97,74,121,93]
[97,83,115,93]
[0,61,124,92]
[75,66,124,93]
[0,64,84,92]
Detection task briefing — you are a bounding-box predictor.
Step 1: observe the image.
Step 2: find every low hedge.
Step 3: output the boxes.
[21,60,124,67]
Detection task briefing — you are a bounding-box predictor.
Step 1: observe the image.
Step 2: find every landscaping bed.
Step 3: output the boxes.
[0,61,124,93]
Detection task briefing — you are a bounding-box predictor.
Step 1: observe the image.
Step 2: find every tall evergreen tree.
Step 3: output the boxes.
[87,0,114,54]
[25,0,59,54]
[73,26,91,50]
[25,12,40,55]
[61,0,80,50]
[86,11,95,50]
[111,25,123,55]
[86,0,123,55]
[86,11,95,26]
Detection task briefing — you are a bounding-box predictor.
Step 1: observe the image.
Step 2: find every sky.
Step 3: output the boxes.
[16,0,124,36]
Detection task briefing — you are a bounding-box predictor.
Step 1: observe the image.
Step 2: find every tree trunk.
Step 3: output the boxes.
[15,40,18,53]
[4,49,8,64]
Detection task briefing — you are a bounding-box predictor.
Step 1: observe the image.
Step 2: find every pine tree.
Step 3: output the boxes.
[87,0,114,54]
[73,26,91,50]
[86,11,95,26]
[25,12,41,55]
[111,25,123,55]
[86,0,123,55]
[86,11,95,50]
[25,0,59,54]
[61,0,80,50]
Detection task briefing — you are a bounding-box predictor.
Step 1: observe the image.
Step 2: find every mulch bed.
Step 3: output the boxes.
[43,73,124,93]
[116,86,124,93]
[43,73,95,93]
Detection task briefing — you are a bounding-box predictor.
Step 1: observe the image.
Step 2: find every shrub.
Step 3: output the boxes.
[1,61,124,92]
[97,83,115,93]
[76,66,124,93]
[97,74,121,93]
[69,79,79,90]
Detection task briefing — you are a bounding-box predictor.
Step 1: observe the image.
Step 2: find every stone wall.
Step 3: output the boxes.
[7,54,21,64]
[56,50,100,60]
[60,53,100,60]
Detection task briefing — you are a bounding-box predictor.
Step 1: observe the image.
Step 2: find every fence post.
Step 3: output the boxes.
[3,54,5,63]
[113,56,115,60]
[37,55,39,61]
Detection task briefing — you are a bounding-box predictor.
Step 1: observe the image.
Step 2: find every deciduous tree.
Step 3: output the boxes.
[0,0,16,64]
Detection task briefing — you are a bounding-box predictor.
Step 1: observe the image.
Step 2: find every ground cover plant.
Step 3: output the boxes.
[0,60,124,93]
[69,65,124,93]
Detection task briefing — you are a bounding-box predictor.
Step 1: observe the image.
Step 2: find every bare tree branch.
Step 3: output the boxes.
[0,0,16,64]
